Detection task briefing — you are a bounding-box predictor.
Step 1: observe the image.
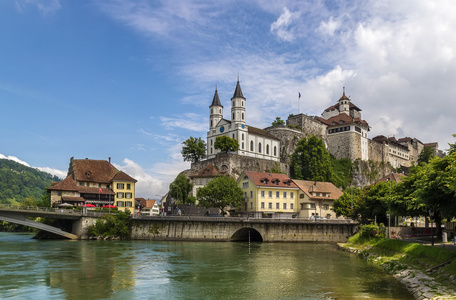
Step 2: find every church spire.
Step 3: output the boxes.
[232,79,245,99]
[210,88,222,107]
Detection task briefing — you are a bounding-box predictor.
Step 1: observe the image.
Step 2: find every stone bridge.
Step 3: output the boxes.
[130,217,358,242]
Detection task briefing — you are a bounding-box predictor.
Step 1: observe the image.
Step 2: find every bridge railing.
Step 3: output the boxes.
[0,204,108,218]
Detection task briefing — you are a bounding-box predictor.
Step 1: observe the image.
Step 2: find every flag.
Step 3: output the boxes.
[298,92,301,98]
[99,187,103,194]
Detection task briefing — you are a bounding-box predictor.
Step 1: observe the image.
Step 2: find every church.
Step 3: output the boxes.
[206,80,280,162]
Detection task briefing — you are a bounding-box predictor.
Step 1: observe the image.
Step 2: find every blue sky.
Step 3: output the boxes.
[1,0,456,198]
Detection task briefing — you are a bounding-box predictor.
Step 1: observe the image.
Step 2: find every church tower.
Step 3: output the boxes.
[231,79,246,126]
[209,88,223,129]
[339,87,350,115]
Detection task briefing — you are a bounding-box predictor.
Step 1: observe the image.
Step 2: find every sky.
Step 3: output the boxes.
[1,0,456,199]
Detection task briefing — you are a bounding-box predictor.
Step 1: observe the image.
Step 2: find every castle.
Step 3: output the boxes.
[194,80,439,182]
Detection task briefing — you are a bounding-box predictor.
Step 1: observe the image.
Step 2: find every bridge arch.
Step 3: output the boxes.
[230,227,263,242]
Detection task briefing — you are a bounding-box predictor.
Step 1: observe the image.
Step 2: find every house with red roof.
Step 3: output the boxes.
[236,171,300,218]
[48,157,137,211]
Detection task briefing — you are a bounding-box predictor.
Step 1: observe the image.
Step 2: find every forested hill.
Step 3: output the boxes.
[0,159,62,205]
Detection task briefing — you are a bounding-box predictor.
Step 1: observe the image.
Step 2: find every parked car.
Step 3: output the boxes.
[309,215,327,221]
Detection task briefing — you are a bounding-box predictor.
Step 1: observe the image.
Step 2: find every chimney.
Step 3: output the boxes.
[109,157,111,163]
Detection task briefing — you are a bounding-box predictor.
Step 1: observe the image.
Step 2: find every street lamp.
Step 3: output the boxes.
[429,209,434,246]
[387,213,391,238]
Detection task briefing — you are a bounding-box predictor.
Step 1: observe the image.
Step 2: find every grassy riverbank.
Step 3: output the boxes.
[339,225,456,299]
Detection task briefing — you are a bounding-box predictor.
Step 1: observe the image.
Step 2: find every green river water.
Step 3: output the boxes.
[0,232,414,299]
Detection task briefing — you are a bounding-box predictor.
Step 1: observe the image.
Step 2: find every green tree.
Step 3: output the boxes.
[448,134,456,154]
[214,136,239,153]
[333,186,362,220]
[181,136,206,163]
[196,176,244,215]
[169,173,193,205]
[290,136,333,181]
[87,210,132,240]
[418,146,435,164]
[271,117,285,126]
[22,196,37,207]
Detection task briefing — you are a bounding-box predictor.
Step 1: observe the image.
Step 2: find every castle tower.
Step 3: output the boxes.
[209,88,223,129]
[231,79,246,126]
[339,87,350,115]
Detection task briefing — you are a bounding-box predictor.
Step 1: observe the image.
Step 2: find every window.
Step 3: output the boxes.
[244,192,247,198]
[276,191,280,198]
[274,146,277,156]
[242,113,244,120]
[242,142,244,149]
[125,193,132,199]
[261,191,265,198]
[268,191,272,198]
[250,141,254,151]
[250,191,253,198]
[266,144,269,155]
[283,203,287,209]
[276,203,280,209]
[243,182,249,189]
[58,191,62,196]
[290,192,294,199]
[283,192,287,198]
[117,183,124,189]
[250,202,253,209]
[261,202,265,209]
[290,203,294,210]
[268,202,272,209]
[323,204,329,210]
[258,143,262,153]
[117,201,124,207]
[127,183,131,190]
[233,113,235,119]
[117,192,124,198]
[300,194,304,199]
[125,201,132,207]
[242,133,244,140]
[310,203,316,209]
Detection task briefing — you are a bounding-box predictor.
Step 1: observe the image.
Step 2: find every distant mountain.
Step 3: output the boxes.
[0,159,62,205]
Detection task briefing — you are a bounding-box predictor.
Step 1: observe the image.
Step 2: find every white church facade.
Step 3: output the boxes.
[207,80,280,162]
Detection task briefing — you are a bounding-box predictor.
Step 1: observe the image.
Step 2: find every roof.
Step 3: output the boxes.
[248,126,280,140]
[372,136,409,150]
[375,173,405,184]
[61,196,85,202]
[339,88,350,101]
[111,170,137,182]
[190,163,226,178]
[70,158,118,183]
[241,171,298,189]
[210,89,223,107]
[323,101,361,113]
[316,113,369,129]
[136,198,157,208]
[48,176,79,192]
[292,180,343,200]
[232,80,245,99]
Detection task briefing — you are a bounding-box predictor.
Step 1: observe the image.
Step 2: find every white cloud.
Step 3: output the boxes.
[36,167,66,179]
[159,112,207,132]
[0,154,31,167]
[15,0,61,15]
[270,7,299,42]
[317,17,340,36]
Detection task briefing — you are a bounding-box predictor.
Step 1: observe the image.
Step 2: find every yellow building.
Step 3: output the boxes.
[292,180,343,220]
[48,157,136,212]
[237,171,300,218]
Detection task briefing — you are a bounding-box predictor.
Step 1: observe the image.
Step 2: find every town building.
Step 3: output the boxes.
[207,80,280,162]
[236,171,299,218]
[48,157,137,211]
[136,198,160,216]
[188,163,226,198]
[292,180,344,220]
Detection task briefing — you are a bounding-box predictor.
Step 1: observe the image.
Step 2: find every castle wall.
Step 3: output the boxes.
[327,132,361,160]
[191,153,289,180]
[286,114,327,139]
[264,126,305,164]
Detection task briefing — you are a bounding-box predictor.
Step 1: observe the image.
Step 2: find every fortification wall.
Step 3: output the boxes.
[264,126,305,164]
[327,132,361,160]
[191,153,289,179]
[286,114,327,138]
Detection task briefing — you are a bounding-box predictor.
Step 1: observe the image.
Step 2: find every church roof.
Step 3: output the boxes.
[232,80,245,99]
[210,89,223,107]
[248,126,280,140]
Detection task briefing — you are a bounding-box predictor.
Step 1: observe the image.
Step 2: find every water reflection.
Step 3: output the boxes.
[0,233,413,299]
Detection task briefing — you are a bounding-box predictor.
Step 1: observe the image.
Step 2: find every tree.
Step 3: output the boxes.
[290,136,333,181]
[417,146,435,164]
[448,134,456,154]
[196,176,244,215]
[214,136,239,153]
[181,137,206,163]
[169,173,193,205]
[333,186,362,220]
[272,117,285,126]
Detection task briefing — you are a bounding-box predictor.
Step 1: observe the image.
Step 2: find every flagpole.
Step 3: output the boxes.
[298,92,301,114]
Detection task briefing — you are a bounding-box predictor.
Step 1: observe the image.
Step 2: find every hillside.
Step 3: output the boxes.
[0,159,61,205]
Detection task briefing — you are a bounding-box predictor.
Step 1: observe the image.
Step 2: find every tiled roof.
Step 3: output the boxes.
[316,113,369,128]
[375,173,405,184]
[78,186,115,195]
[241,171,298,189]
[190,163,226,178]
[292,180,343,200]
[48,175,79,191]
[61,196,85,202]
[323,101,361,113]
[71,158,118,184]
[112,170,137,182]
[372,136,409,150]
[248,126,280,140]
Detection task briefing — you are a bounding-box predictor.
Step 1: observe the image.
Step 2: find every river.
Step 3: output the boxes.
[0,232,413,299]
